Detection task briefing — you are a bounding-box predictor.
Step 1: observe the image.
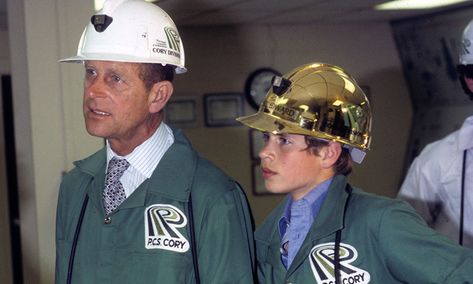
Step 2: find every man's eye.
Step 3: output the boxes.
[85,68,96,77]
[111,75,122,82]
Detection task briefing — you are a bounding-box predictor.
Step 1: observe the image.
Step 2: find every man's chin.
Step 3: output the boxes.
[85,127,108,139]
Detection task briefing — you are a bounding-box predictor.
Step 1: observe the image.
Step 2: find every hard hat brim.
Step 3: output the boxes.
[237,111,333,141]
[236,111,367,164]
[59,54,187,74]
[237,111,295,135]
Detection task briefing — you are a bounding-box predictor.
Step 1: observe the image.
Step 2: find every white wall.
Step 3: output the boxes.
[0,30,9,73]
[4,1,412,283]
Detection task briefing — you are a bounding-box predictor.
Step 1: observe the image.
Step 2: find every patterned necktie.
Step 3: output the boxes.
[103,157,130,215]
[280,223,289,269]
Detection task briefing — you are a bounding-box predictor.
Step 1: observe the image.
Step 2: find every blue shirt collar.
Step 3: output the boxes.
[278,177,333,240]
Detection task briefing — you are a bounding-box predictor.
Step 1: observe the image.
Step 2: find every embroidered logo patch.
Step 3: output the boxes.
[164,26,181,59]
[309,242,371,284]
[144,204,189,253]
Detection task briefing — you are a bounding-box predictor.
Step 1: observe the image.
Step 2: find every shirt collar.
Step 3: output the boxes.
[106,122,174,177]
[300,177,332,206]
[278,177,333,236]
[458,116,473,150]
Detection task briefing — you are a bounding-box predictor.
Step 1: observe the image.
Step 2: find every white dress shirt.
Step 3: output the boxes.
[398,116,473,248]
[106,122,174,197]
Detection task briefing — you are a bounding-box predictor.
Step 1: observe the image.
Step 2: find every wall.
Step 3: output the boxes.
[4,1,411,283]
[7,1,99,283]
[0,29,13,284]
[0,30,9,73]
[392,8,473,170]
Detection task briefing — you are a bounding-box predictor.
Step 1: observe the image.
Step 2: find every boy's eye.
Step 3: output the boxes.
[279,136,291,145]
[262,132,269,142]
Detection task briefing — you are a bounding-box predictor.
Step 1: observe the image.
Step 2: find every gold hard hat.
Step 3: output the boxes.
[237,63,372,159]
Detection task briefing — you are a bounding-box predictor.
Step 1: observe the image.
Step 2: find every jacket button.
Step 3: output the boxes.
[104,217,112,224]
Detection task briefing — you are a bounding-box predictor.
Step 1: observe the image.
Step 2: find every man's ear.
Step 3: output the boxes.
[148,81,173,114]
[321,141,342,169]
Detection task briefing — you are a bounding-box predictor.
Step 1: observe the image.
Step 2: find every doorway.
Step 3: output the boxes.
[1,74,23,284]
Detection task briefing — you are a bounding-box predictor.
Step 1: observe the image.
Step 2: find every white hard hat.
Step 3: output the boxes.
[460,19,473,65]
[60,0,186,74]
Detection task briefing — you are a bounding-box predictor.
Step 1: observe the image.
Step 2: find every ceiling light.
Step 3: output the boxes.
[94,0,158,11]
[375,0,471,10]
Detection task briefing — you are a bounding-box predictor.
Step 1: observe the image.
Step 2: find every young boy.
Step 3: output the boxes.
[237,62,473,283]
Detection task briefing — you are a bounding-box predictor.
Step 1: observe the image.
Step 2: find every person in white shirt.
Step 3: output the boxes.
[397,19,473,248]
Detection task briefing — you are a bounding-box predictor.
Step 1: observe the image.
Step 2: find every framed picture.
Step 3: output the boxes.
[165,97,198,128]
[204,93,243,127]
[249,129,264,160]
[252,162,270,195]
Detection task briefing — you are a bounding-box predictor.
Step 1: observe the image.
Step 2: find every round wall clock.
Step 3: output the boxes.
[244,68,281,110]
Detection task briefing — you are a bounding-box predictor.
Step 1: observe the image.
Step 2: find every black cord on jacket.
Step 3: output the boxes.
[460,150,467,245]
[335,185,353,284]
[67,195,89,284]
[188,194,201,284]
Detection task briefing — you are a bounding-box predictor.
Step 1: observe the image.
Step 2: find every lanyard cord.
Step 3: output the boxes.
[65,194,200,284]
[188,193,201,284]
[460,150,467,246]
[67,195,89,284]
[334,185,352,284]
[334,230,342,284]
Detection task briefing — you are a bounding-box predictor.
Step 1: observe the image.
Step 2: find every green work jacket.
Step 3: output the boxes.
[255,175,473,284]
[55,129,255,284]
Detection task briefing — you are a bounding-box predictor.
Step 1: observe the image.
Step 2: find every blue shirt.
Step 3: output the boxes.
[278,178,332,268]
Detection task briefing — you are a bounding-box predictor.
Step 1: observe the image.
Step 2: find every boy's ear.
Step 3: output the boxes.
[321,142,342,169]
[148,81,173,113]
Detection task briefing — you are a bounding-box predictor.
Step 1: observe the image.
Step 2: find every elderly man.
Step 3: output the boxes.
[55,1,255,283]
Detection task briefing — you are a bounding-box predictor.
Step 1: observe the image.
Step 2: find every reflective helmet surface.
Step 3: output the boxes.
[457,19,473,99]
[237,63,372,157]
[460,19,473,65]
[60,0,186,73]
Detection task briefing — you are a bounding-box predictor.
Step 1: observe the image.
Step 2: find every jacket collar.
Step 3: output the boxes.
[73,129,197,214]
[286,174,351,276]
[144,128,196,202]
[73,148,108,213]
[308,175,350,239]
